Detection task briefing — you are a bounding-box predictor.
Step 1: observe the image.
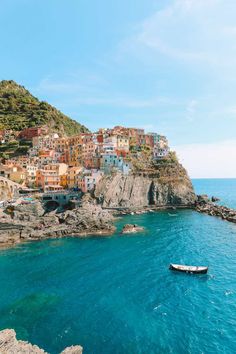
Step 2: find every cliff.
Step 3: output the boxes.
[0,197,115,248]
[94,161,196,208]
[0,80,89,136]
[0,329,83,353]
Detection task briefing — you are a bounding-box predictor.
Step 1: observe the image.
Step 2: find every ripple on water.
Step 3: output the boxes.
[0,208,236,353]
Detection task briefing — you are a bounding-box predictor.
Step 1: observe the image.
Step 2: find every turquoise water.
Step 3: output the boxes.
[193,178,236,208]
[0,179,236,353]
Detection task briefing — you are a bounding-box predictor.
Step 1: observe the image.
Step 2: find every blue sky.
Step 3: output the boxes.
[1,0,236,177]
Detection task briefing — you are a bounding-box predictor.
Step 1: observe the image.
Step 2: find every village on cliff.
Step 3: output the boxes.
[0,125,169,199]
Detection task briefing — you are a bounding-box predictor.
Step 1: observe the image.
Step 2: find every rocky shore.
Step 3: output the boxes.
[196,196,236,223]
[0,329,83,353]
[0,196,115,249]
[1,186,236,251]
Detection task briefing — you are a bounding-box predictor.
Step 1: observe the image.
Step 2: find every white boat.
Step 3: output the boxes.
[169,263,208,274]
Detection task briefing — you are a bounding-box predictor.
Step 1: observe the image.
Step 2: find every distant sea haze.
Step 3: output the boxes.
[0,179,236,353]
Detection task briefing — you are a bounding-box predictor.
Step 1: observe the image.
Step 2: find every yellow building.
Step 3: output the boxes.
[116,135,129,152]
[67,166,82,189]
[60,174,68,189]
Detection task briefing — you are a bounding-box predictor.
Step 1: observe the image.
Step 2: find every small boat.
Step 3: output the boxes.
[168,213,178,217]
[169,263,208,274]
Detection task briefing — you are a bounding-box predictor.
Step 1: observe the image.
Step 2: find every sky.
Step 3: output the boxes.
[0,0,236,178]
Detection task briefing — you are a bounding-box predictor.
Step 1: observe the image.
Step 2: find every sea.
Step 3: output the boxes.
[0,179,236,354]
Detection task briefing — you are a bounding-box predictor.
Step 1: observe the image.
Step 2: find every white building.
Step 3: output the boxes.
[26,165,38,187]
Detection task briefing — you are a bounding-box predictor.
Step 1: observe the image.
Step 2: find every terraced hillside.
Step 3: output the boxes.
[0,80,89,136]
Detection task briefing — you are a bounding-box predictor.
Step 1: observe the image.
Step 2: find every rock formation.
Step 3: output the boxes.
[95,162,196,209]
[121,224,145,234]
[0,185,11,201]
[0,198,115,248]
[196,197,236,223]
[0,329,83,354]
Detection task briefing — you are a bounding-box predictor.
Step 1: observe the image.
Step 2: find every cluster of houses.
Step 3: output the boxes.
[0,125,170,193]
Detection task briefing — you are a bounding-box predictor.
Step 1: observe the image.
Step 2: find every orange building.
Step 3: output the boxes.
[36,163,68,191]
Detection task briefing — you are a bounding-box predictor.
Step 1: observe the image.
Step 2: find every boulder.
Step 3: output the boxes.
[197,195,210,204]
[14,201,45,217]
[211,196,220,202]
[0,329,46,353]
[121,224,145,234]
[196,201,236,225]
[61,346,83,354]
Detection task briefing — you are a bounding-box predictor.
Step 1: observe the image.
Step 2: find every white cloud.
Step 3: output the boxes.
[175,140,236,178]
[186,99,198,122]
[118,0,236,72]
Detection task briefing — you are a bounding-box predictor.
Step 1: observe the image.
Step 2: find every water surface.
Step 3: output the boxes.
[193,178,236,208]
[0,179,236,353]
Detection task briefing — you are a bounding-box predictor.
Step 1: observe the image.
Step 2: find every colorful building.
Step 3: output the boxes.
[77,169,103,193]
[36,163,68,191]
[67,166,82,189]
[100,153,131,175]
[26,165,38,187]
[19,126,48,140]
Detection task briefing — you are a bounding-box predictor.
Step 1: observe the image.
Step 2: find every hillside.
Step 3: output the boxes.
[0,80,89,136]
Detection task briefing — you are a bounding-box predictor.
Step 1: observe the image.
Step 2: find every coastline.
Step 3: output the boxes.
[2,199,236,251]
[1,180,236,354]
[0,329,83,354]
[0,204,190,250]
[0,226,116,250]
[0,198,116,250]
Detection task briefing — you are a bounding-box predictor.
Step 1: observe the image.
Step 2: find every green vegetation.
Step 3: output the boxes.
[0,80,89,136]
[0,138,32,158]
[130,147,180,174]
[130,145,153,171]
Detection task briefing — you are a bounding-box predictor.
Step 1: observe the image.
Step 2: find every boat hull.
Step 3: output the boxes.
[169,264,208,274]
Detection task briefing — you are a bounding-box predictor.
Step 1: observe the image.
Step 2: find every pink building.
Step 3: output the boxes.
[77,169,103,193]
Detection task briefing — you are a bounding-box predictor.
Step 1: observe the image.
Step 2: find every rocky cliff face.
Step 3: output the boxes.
[95,162,196,208]
[0,329,83,354]
[0,198,115,248]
